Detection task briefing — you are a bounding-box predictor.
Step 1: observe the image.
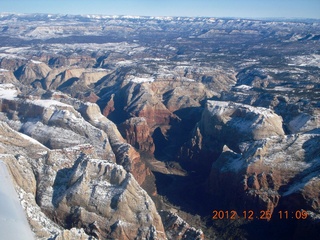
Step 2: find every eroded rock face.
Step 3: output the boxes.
[180,100,285,167]
[0,69,20,85]
[77,102,153,186]
[55,228,96,240]
[0,85,166,239]
[36,153,166,240]
[209,133,320,216]
[203,100,285,145]
[0,85,153,187]
[180,99,320,217]
[119,117,155,154]
[14,61,51,85]
[287,112,320,134]
[0,102,166,239]
[160,211,204,240]
[120,82,176,128]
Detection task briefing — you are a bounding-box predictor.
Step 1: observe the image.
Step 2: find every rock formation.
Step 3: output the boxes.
[1,13,320,239]
[180,100,285,167]
[209,133,320,216]
[159,211,204,240]
[178,99,319,219]
[14,60,51,85]
[115,82,176,128]
[118,117,155,154]
[0,85,166,239]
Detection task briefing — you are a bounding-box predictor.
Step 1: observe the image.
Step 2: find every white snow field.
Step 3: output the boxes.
[0,161,34,240]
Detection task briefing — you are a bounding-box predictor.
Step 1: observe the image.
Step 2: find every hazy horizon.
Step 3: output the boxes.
[0,0,319,19]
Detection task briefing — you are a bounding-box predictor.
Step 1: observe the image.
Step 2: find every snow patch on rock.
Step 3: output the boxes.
[0,84,18,100]
[128,76,155,83]
[30,99,71,108]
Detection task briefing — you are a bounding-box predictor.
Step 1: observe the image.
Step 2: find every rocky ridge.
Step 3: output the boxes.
[0,83,206,239]
[180,99,320,224]
[0,13,319,239]
[0,85,167,239]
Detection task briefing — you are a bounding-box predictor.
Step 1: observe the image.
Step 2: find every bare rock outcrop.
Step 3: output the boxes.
[209,133,320,216]
[45,68,109,96]
[0,69,20,85]
[179,99,320,217]
[102,93,115,116]
[36,152,166,240]
[77,102,153,186]
[55,228,96,240]
[80,70,109,86]
[121,82,175,128]
[14,60,51,85]
[102,81,176,129]
[118,117,155,154]
[160,211,204,240]
[180,100,285,167]
[43,67,68,89]
[0,84,153,187]
[287,112,320,134]
[0,92,167,239]
[0,57,28,71]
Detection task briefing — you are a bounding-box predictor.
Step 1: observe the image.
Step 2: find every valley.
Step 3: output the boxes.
[0,13,319,239]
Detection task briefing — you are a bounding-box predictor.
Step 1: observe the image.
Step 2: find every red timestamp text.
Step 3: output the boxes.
[212,210,272,221]
[278,210,308,220]
[212,209,308,221]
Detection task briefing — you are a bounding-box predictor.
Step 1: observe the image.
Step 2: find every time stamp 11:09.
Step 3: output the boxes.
[212,210,308,221]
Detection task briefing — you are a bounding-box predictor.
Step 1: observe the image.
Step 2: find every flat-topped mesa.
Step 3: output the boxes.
[204,100,284,139]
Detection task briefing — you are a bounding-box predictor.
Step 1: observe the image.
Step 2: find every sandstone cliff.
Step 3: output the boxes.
[159,211,204,240]
[209,134,320,216]
[179,99,320,220]
[0,84,166,239]
[14,60,51,85]
[180,100,285,167]
[118,117,155,154]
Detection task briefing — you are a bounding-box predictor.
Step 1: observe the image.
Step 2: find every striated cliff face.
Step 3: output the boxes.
[0,126,166,239]
[118,117,155,154]
[44,68,109,92]
[0,69,20,85]
[111,82,176,128]
[209,134,320,215]
[36,153,165,240]
[0,84,166,239]
[180,99,320,219]
[77,102,153,186]
[14,60,52,85]
[0,84,153,185]
[159,211,204,240]
[180,100,285,167]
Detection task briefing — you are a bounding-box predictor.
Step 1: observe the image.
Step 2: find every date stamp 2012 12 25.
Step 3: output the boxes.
[212,210,308,221]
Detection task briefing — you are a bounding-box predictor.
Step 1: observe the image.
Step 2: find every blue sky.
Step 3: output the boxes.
[0,0,319,19]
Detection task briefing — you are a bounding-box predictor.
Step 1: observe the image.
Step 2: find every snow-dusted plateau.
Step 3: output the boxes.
[0,13,319,239]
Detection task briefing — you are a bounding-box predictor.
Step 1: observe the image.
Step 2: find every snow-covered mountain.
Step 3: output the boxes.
[0,13,319,239]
